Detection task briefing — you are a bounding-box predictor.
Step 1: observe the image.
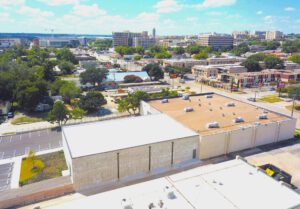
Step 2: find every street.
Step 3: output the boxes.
[0,129,62,160]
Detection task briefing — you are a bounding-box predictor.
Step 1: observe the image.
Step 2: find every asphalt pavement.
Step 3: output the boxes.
[0,163,13,192]
[0,129,62,160]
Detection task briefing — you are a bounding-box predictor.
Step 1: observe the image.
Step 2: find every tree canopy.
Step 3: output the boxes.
[142,63,164,81]
[80,68,108,87]
[78,92,107,113]
[117,91,149,115]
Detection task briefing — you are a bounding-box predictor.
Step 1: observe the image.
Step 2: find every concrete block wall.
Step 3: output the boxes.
[228,127,254,153]
[199,132,227,159]
[254,122,278,146]
[71,135,199,191]
[278,119,297,142]
[199,119,296,160]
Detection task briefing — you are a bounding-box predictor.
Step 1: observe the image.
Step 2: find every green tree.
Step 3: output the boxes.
[288,55,300,64]
[134,55,142,61]
[174,47,185,55]
[70,107,86,120]
[155,51,172,59]
[193,51,208,60]
[114,46,127,56]
[242,59,261,72]
[80,68,108,87]
[56,48,77,64]
[135,46,145,55]
[142,63,164,81]
[59,81,81,104]
[124,75,143,83]
[264,55,284,69]
[186,45,202,55]
[231,43,250,56]
[58,61,75,75]
[117,91,149,115]
[282,40,300,53]
[48,101,70,126]
[78,92,107,113]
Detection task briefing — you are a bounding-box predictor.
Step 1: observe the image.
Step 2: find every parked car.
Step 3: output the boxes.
[7,111,14,118]
[247,97,256,102]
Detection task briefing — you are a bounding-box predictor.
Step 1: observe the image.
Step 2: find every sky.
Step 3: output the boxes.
[0,0,300,35]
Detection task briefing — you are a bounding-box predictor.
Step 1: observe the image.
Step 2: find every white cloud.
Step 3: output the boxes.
[285,7,295,12]
[194,0,236,10]
[206,11,224,16]
[264,15,274,23]
[72,4,106,17]
[0,0,25,6]
[38,0,79,6]
[153,0,183,13]
[256,11,263,15]
[18,6,54,17]
[137,12,160,22]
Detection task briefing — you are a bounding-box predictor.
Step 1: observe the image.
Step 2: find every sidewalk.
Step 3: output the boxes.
[0,113,129,136]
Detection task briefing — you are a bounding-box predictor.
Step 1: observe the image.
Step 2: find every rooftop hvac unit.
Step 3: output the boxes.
[182,95,190,100]
[234,117,244,123]
[184,107,194,112]
[206,95,213,99]
[161,99,168,104]
[207,122,219,128]
[226,102,235,107]
[164,186,176,199]
[121,198,133,209]
[254,122,261,126]
[259,114,268,120]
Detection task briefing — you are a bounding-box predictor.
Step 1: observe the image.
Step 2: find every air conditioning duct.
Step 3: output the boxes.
[184,107,194,112]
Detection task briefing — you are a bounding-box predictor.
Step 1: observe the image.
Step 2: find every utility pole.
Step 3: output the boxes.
[291,95,296,118]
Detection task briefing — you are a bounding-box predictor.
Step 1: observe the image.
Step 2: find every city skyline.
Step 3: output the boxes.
[0,0,300,35]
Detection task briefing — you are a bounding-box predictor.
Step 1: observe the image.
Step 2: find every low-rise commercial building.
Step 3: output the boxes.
[47,157,300,209]
[163,59,207,69]
[0,38,24,48]
[63,114,199,190]
[142,94,296,159]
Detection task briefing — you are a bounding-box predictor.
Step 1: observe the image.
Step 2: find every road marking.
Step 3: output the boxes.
[38,131,41,136]
[49,143,51,149]
[29,132,31,138]
[38,145,41,152]
[10,136,12,142]
[13,150,16,157]
[19,135,22,141]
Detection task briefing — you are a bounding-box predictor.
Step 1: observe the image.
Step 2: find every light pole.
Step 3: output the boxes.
[291,95,296,118]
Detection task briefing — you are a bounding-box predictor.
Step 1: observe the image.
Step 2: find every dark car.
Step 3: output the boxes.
[7,111,14,119]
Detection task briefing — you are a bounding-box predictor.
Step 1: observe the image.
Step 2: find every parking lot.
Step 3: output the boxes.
[0,129,62,159]
[0,163,13,192]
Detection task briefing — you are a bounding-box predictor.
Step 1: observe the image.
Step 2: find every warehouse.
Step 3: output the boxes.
[63,114,199,191]
[47,157,300,209]
[141,93,297,159]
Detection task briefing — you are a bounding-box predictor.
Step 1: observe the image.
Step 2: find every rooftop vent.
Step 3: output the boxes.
[182,95,190,100]
[161,99,168,104]
[226,102,235,107]
[234,117,244,123]
[184,107,194,112]
[254,122,261,126]
[259,114,268,120]
[206,95,213,99]
[121,198,133,209]
[207,122,219,129]
[164,186,176,199]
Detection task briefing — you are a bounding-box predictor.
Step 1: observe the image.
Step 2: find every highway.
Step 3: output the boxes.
[0,129,62,160]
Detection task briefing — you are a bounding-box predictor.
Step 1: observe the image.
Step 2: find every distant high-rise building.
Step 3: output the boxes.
[198,33,234,49]
[232,31,249,39]
[152,28,156,39]
[250,31,266,39]
[112,30,156,48]
[265,31,283,40]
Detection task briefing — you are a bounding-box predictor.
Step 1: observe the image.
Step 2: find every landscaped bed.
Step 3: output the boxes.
[258,95,283,103]
[11,116,43,125]
[19,151,68,186]
[286,104,300,112]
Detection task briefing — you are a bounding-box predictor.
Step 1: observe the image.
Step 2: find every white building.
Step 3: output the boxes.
[63,114,199,191]
[47,157,300,209]
[265,31,284,40]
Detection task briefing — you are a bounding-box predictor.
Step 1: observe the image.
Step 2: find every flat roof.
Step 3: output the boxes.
[147,94,288,135]
[63,114,197,158]
[106,71,149,82]
[46,159,300,209]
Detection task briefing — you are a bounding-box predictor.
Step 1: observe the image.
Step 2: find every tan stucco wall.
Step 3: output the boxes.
[254,122,278,146]
[199,132,227,159]
[278,119,297,142]
[227,127,253,153]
